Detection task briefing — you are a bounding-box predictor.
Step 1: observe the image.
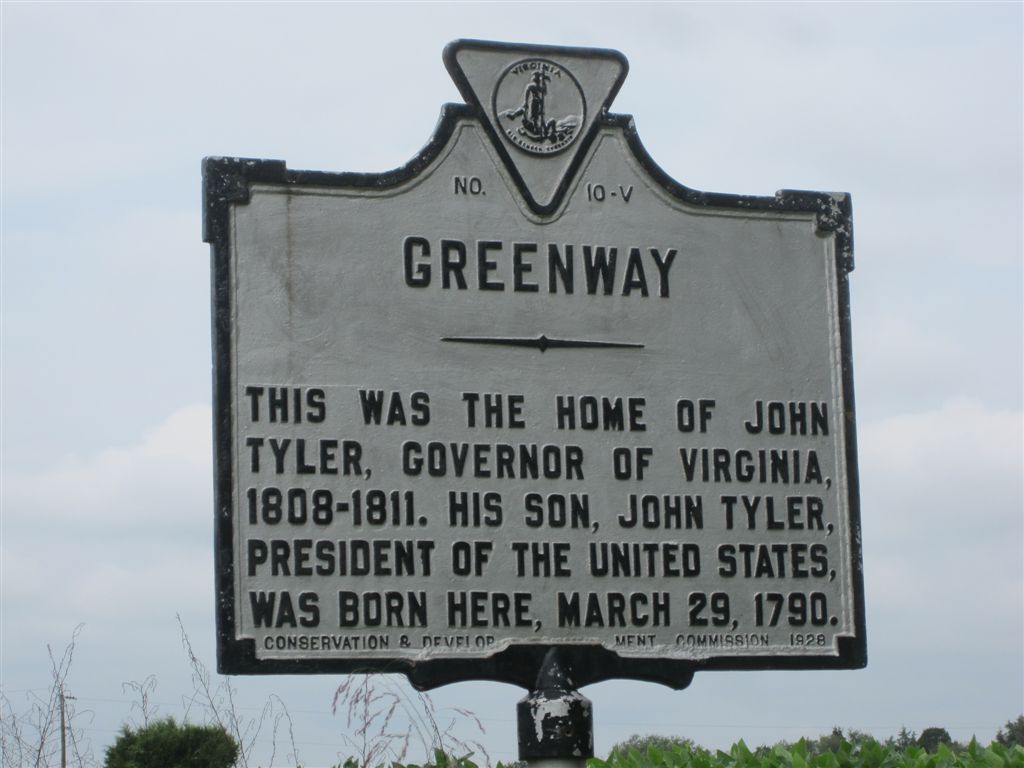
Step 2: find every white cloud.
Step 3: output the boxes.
[2,205,212,472]
[3,404,211,530]
[861,398,1021,484]
[858,400,1022,652]
[2,406,216,694]
[855,312,960,404]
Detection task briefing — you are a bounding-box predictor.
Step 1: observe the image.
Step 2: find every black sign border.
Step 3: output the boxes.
[204,102,865,691]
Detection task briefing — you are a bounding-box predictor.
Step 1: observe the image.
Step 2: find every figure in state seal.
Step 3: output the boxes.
[493,58,586,155]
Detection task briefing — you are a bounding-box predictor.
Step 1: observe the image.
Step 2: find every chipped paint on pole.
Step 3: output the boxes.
[517,650,593,763]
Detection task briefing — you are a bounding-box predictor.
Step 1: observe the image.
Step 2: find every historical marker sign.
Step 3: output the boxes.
[204,40,865,689]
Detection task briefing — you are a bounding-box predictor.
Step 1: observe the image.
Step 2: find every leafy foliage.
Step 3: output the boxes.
[997,718,1024,749]
[611,735,699,757]
[762,727,886,758]
[916,727,955,754]
[103,717,238,768]
[889,728,918,751]
[588,737,1024,768]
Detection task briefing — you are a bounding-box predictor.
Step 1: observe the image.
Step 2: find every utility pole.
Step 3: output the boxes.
[60,688,75,768]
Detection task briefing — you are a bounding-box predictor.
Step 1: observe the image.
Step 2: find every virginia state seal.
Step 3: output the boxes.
[493,58,586,156]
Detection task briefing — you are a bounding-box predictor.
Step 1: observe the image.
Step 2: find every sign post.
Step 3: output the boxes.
[204,38,865,762]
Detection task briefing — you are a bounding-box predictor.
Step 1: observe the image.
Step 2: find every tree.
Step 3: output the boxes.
[888,727,917,751]
[796,727,877,756]
[814,727,847,754]
[995,716,1024,748]
[104,718,238,768]
[608,734,698,756]
[916,727,953,753]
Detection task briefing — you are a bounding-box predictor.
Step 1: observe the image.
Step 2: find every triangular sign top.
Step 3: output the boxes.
[444,39,628,216]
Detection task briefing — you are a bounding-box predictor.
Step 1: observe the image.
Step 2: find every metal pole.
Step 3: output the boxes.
[517,649,593,768]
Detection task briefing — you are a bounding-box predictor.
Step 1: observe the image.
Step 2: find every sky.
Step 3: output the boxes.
[2,2,1022,767]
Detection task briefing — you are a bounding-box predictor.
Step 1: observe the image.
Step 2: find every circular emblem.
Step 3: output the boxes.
[493,58,586,156]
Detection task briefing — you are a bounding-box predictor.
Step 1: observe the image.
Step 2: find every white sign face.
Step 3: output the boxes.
[205,40,864,687]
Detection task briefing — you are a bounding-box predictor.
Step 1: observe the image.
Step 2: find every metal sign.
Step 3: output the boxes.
[204,39,865,689]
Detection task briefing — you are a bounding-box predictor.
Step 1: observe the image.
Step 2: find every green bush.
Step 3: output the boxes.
[104,717,238,768]
[611,735,699,757]
[588,737,1024,768]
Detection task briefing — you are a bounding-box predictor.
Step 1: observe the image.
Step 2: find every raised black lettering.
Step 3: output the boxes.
[621,248,649,296]
[403,236,431,287]
[583,245,617,295]
[477,241,504,290]
[513,242,539,292]
[441,239,468,289]
[548,244,574,294]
